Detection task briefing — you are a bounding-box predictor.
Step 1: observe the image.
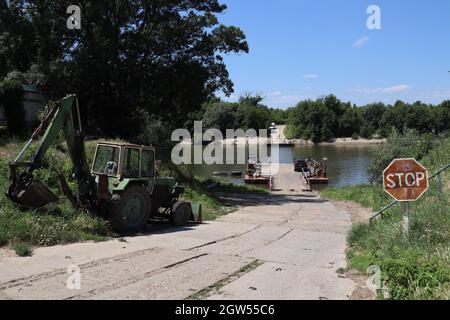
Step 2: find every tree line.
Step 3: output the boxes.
[194,94,286,135]
[195,94,450,142]
[284,95,450,142]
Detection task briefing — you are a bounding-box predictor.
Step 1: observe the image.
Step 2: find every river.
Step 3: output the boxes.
[188,144,382,188]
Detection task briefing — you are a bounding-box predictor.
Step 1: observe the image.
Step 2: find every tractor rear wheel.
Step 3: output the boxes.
[171,201,192,227]
[110,186,151,234]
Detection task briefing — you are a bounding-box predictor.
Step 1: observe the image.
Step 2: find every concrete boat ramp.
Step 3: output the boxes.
[0,164,359,300]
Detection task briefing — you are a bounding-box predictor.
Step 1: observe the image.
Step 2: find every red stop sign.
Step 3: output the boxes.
[383,159,429,202]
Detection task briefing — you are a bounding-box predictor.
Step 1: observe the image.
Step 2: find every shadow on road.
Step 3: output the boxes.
[217,192,327,207]
[121,191,328,239]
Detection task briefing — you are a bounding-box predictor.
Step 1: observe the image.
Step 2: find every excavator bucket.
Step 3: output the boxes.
[7,177,58,209]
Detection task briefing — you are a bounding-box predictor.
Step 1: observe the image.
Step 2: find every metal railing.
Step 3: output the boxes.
[369,163,450,227]
[301,168,311,189]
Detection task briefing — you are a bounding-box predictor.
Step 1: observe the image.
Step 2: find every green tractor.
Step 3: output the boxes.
[7,95,201,234]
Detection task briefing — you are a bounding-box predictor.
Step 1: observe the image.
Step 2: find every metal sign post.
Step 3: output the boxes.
[402,202,410,239]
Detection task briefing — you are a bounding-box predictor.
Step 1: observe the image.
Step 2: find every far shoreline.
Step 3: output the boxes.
[179,137,387,146]
[292,138,387,146]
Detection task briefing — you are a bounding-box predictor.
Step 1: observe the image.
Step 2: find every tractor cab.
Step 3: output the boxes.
[91,142,156,193]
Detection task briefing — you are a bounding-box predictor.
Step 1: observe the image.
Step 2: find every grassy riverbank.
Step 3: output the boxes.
[321,135,450,300]
[182,177,268,221]
[0,138,266,255]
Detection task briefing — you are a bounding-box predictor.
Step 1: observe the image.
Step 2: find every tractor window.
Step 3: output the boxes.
[123,148,140,178]
[93,145,120,176]
[141,150,155,178]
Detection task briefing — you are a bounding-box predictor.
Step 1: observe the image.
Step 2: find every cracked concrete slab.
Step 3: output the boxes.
[0,164,360,300]
[208,262,355,300]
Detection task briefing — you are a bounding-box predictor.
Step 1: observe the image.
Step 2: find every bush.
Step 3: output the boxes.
[0,80,26,136]
[13,243,33,257]
[367,130,436,185]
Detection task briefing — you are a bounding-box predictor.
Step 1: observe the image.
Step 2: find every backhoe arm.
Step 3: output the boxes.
[7,95,96,209]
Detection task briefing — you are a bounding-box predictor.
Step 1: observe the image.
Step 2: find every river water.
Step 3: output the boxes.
[188,144,382,188]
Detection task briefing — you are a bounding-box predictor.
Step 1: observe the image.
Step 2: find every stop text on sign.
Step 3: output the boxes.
[385,172,427,189]
[383,158,429,202]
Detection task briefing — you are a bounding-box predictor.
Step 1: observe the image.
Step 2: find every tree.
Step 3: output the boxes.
[320,123,333,142]
[238,93,264,106]
[0,0,249,140]
[339,108,363,137]
[240,104,270,132]
[435,101,450,133]
[363,102,387,136]
[202,102,240,133]
[285,96,449,143]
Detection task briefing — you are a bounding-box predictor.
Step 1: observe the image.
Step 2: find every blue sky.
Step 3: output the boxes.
[217,0,450,108]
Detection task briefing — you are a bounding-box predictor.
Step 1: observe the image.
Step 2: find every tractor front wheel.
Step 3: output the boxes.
[171,201,192,227]
[110,186,151,234]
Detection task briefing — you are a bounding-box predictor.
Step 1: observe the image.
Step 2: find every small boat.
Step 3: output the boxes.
[297,157,329,186]
[307,176,329,185]
[244,175,271,185]
[213,171,244,177]
[245,160,271,185]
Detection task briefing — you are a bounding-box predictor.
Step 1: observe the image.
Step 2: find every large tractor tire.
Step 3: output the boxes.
[171,201,192,227]
[110,185,151,234]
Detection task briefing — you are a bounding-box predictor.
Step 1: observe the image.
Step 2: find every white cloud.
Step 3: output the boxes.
[303,74,318,79]
[351,84,412,94]
[263,91,303,107]
[381,85,412,93]
[353,36,370,48]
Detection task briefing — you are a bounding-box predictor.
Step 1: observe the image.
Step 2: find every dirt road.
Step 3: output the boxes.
[0,165,360,300]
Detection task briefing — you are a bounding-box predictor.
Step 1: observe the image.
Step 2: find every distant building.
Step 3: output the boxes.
[0,84,47,126]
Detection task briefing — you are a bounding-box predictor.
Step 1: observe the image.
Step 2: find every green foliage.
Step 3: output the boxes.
[364,103,387,133]
[13,243,33,257]
[0,80,25,136]
[322,136,450,300]
[0,141,111,248]
[239,104,271,132]
[383,253,450,300]
[238,93,264,106]
[0,0,249,139]
[0,196,110,248]
[4,65,45,88]
[331,186,450,299]
[285,95,450,143]
[340,108,363,137]
[201,96,275,134]
[367,130,437,185]
[202,103,242,133]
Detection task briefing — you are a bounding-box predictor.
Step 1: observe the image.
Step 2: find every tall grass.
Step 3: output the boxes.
[0,140,111,252]
[322,134,450,300]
